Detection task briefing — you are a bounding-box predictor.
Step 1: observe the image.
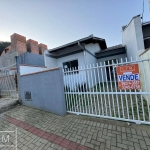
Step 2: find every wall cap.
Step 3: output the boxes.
[20,67,59,77]
[20,64,46,68]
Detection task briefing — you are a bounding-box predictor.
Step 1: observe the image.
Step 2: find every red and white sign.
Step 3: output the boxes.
[116,64,141,90]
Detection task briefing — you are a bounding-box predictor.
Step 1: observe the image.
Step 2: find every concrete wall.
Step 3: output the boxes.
[19,68,66,116]
[45,51,85,68]
[122,15,145,60]
[20,65,47,75]
[57,52,86,90]
[57,52,85,68]
[44,50,57,68]
[139,50,150,103]
[85,43,100,54]
[18,52,45,67]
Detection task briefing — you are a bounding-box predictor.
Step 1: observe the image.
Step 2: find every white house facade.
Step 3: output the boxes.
[44,35,126,89]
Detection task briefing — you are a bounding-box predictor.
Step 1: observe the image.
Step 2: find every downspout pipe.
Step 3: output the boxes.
[77,41,88,90]
[77,42,87,67]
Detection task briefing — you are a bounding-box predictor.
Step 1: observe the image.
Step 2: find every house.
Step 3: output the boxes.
[44,35,126,68]
[122,14,150,60]
[44,35,126,89]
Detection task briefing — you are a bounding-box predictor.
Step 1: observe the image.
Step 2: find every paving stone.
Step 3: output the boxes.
[127,137,139,143]
[117,135,122,143]
[108,125,112,130]
[112,125,117,131]
[22,145,29,150]
[121,127,126,132]
[142,131,149,137]
[100,142,105,150]
[128,146,135,150]
[117,126,121,132]
[134,143,142,150]
[132,135,144,140]
[122,133,127,140]
[111,138,117,146]
[111,146,122,150]
[117,143,128,149]
[122,139,133,146]
[87,135,92,143]
[103,129,107,135]
[81,137,86,145]
[131,128,136,135]
[91,140,100,146]
[144,137,150,146]
[105,140,111,149]
[92,133,97,140]
[139,140,147,149]
[2,105,150,150]
[94,145,100,150]
[136,130,143,136]
[126,128,131,134]
[102,135,111,140]
[85,142,94,149]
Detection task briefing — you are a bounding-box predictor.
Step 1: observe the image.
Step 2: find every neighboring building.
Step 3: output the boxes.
[122,15,150,60]
[0,33,48,68]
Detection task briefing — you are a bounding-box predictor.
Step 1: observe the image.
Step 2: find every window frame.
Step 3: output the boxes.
[63,59,79,74]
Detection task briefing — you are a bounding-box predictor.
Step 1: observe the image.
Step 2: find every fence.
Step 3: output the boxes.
[0,64,17,98]
[63,57,150,124]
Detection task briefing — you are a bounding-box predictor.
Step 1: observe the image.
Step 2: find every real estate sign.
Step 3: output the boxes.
[116,64,141,90]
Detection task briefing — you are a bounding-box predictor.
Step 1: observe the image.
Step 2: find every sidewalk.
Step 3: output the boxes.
[1,105,150,150]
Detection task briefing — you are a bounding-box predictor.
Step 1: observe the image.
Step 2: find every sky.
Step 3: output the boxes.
[0,0,150,49]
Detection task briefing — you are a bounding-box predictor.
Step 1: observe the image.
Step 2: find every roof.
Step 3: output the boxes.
[49,35,107,52]
[142,21,150,27]
[95,44,125,54]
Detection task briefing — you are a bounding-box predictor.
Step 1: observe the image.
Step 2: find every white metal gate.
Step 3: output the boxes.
[63,57,150,124]
[0,64,18,98]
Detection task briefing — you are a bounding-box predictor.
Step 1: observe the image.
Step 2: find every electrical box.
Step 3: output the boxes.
[25,92,32,101]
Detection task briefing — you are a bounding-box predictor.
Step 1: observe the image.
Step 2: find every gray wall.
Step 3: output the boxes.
[0,51,45,68]
[18,52,45,66]
[19,68,66,116]
[122,15,145,60]
[44,50,57,68]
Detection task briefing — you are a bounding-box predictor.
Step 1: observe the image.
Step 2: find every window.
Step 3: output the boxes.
[63,60,78,74]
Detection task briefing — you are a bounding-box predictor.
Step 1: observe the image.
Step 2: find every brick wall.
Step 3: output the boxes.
[1,33,48,57]
[11,33,27,55]
[39,43,48,55]
[27,39,39,54]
